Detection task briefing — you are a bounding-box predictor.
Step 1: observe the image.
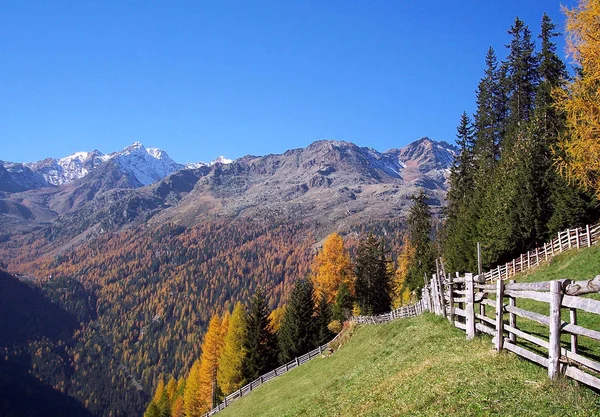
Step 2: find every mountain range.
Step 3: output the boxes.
[0,137,457,243]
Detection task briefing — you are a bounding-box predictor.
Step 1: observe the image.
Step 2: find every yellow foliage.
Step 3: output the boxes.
[171,395,185,417]
[392,234,415,308]
[151,377,165,405]
[197,315,225,413]
[165,376,177,402]
[183,359,203,417]
[311,233,354,303]
[268,305,286,333]
[556,0,600,197]
[217,302,248,395]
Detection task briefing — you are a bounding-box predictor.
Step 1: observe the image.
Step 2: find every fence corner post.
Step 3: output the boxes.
[548,280,563,380]
[465,273,475,340]
[495,278,504,352]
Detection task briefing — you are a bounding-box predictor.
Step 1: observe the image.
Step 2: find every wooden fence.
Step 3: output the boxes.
[352,300,427,324]
[482,223,600,282]
[426,271,600,390]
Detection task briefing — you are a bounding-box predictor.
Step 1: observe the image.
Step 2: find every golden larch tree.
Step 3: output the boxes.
[556,0,600,197]
[197,315,225,413]
[392,234,415,308]
[311,233,354,303]
[217,302,248,395]
[268,305,286,333]
[183,359,203,417]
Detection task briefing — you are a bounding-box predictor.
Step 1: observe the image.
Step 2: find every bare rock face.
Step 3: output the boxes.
[0,137,457,241]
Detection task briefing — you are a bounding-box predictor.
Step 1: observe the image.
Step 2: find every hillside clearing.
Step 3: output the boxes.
[217,313,599,417]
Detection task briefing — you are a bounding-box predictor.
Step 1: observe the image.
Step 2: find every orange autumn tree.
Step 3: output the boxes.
[217,302,248,395]
[556,0,600,197]
[183,359,203,417]
[311,233,354,303]
[392,234,415,308]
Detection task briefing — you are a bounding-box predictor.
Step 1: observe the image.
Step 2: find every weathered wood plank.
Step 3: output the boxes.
[548,280,562,380]
[503,340,549,368]
[504,304,550,326]
[563,348,600,374]
[505,282,550,291]
[563,275,600,296]
[508,280,516,344]
[495,279,504,352]
[562,322,600,342]
[504,324,549,349]
[481,299,496,308]
[465,273,475,340]
[504,289,552,303]
[454,320,467,330]
[475,322,496,336]
[454,307,466,317]
[564,366,600,390]
[475,313,496,326]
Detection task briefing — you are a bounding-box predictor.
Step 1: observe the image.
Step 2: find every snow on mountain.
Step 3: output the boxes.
[102,142,184,186]
[26,151,105,186]
[185,156,233,169]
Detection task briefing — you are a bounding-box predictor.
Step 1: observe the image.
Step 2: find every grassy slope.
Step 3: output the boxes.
[219,313,599,417]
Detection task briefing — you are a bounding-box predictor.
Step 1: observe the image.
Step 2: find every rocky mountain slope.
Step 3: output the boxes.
[0,137,456,243]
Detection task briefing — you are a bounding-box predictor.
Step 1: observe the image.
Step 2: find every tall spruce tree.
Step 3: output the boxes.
[354,233,392,315]
[314,292,333,346]
[331,281,354,322]
[277,279,317,364]
[242,289,277,381]
[406,191,434,291]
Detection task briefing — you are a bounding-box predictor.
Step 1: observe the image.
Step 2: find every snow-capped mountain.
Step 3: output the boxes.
[13,142,233,188]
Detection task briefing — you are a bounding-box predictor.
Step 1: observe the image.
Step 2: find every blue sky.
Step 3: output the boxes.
[1,1,577,164]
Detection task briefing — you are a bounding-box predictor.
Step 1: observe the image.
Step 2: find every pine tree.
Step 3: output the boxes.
[354,233,392,315]
[406,191,434,292]
[217,302,248,396]
[311,233,354,303]
[314,292,333,346]
[242,289,277,380]
[331,281,354,322]
[277,279,317,363]
[197,315,224,413]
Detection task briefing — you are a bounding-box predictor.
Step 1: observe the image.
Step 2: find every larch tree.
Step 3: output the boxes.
[183,359,203,417]
[217,302,248,396]
[556,0,600,198]
[392,234,415,308]
[197,315,225,413]
[311,233,354,303]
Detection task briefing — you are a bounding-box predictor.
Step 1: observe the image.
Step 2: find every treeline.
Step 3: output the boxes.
[442,11,599,273]
[145,212,437,416]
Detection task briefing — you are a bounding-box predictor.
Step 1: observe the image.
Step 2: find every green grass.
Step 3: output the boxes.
[218,313,599,417]
[483,245,600,361]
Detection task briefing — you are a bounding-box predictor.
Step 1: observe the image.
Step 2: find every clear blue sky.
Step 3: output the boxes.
[1,1,577,164]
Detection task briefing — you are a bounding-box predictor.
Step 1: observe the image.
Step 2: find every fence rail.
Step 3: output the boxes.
[482,223,600,282]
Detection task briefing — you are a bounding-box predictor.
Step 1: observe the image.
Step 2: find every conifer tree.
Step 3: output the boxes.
[197,315,224,412]
[354,233,392,315]
[311,233,354,303]
[331,281,354,322]
[314,292,333,346]
[556,0,600,197]
[277,279,317,363]
[242,289,277,380]
[183,359,203,417]
[268,306,286,333]
[406,192,434,292]
[392,234,415,308]
[217,302,248,396]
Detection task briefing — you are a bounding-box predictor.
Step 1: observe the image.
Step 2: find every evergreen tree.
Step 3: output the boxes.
[354,233,392,315]
[242,289,277,380]
[217,302,248,396]
[277,279,317,363]
[406,191,434,292]
[314,292,333,346]
[331,281,354,322]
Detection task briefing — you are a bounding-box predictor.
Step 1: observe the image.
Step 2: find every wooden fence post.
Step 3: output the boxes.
[465,273,475,339]
[558,232,563,252]
[495,278,504,352]
[508,280,516,344]
[586,224,592,247]
[535,248,539,266]
[570,308,578,354]
[527,251,531,269]
[436,273,447,319]
[576,228,581,248]
[544,243,548,261]
[548,280,563,380]
[448,273,454,324]
[569,229,573,249]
